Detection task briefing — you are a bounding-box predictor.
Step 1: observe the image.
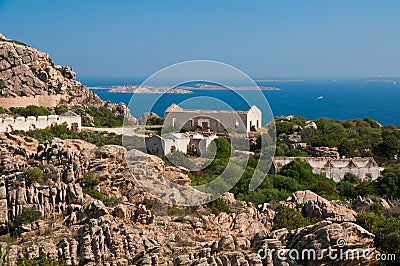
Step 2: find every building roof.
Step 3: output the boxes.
[148,132,217,141]
[273,157,379,169]
[164,103,260,115]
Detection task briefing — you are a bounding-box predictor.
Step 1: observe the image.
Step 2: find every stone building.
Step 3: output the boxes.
[146,133,218,156]
[272,157,380,182]
[163,104,262,133]
[0,111,81,132]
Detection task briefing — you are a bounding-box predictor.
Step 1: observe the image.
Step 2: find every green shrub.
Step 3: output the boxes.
[13,105,51,117]
[207,137,231,159]
[168,206,183,216]
[82,171,100,186]
[356,211,400,265]
[83,187,104,200]
[272,206,321,231]
[55,108,68,115]
[17,252,67,266]
[9,39,29,47]
[14,208,42,226]
[78,106,124,127]
[0,79,7,89]
[207,198,230,214]
[24,167,58,185]
[48,57,55,67]
[146,116,164,126]
[13,124,122,146]
[0,106,5,114]
[103,197,121,207]
[141,198,158,209]
[180,126,190,133]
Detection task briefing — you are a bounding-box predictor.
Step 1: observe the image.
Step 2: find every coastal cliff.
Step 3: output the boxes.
[0,33,131,121]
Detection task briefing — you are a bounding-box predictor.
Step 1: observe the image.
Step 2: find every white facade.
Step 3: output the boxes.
[164,104,262,133]
[272,157,381,182]
[146,133,218,155]
[0,111,81,132]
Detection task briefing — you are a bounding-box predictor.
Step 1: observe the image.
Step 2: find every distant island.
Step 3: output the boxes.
[362,77,400,83]
[90,83,281,94]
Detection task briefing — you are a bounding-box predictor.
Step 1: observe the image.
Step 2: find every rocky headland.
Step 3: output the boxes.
[0,33,131,121]
[0,132,383,265]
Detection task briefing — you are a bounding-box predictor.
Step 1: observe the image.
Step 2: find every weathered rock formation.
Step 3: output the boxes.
[253,221,379,266]
[0,33,131,120]
[286,190,357,222]
[0,133,382,265]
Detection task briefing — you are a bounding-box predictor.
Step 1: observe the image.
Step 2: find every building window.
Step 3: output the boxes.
[172,118,176,128]
[365,173,372,181]
[71,123,79,131]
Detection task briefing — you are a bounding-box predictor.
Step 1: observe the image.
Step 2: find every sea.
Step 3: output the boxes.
[81,78,400,126]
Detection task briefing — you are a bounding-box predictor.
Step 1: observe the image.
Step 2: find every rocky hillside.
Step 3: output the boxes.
[0,132,382,265]
[0,33,130,118]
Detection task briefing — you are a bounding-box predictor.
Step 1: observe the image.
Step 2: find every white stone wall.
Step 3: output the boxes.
[273,157,381,182]
[0,114,81,132]
[315,167,381,182]
[164,105,262,133]
[146,134,217,155]
[246,106,262,130]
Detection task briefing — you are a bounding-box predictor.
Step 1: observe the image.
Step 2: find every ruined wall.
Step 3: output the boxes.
[165,111,249,133]
[0,94,69,109]
[0,114,81,132]
[272,157,381,182]
[246,106,262,130]
[318,167,381,182]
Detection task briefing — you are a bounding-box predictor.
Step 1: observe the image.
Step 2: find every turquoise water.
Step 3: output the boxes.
[86,79,400,126]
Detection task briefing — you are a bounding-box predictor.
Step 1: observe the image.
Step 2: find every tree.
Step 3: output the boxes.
[273,206,320,231]
[376,165,400,199]
[280,158,314,182]
[336,181,358,198]
[14,208,42,227]
[13,105,51,117]
[356,211,400,265]
[373,130,400,162]
[208,137,231,159]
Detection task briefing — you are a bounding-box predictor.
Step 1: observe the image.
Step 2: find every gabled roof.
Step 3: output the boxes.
[273,157,379,169]
[164,104,182,113]
[164,103,260,115]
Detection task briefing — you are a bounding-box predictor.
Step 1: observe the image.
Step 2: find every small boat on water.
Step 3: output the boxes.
[317,96,324,100]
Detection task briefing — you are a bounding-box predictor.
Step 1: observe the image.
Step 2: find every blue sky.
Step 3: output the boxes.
[1,0,399,79]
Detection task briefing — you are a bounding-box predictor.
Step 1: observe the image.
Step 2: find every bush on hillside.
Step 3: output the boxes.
[13,105,51,117]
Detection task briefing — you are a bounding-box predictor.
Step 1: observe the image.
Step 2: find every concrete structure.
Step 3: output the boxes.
[272,157,380,182]
[146,133,218,156]
[0,111,81,132]
[164,104,262,133]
